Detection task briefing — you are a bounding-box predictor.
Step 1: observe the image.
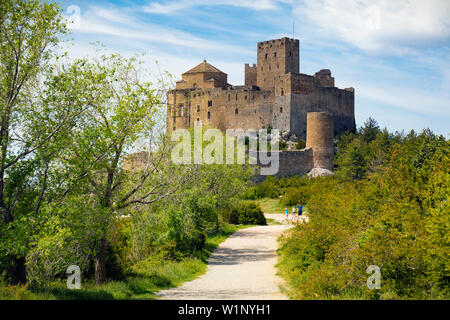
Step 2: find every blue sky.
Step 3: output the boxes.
[59,0,449,136]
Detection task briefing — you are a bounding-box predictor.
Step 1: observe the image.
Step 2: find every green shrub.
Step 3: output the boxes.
[223,202,266,225]
[221,207,238,225]
[296,140,306,150]
[279,140,288,151]
[278,175,309,189]
[253,176,280,198]
[0,285,38,300]
[244,186,258,200]
[277,128,450,300]
[280,187,309,206]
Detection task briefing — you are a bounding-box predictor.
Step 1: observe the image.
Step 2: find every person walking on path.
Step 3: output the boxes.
[285,207,289,220]
[292,206,296,220]
[297,204,303,222]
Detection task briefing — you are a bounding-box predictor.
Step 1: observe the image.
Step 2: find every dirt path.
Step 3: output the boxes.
[157,214,303,300]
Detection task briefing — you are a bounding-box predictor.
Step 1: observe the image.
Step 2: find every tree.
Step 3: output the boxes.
[0,0,68,284]
[49,53,192,284]
[359,117,380,143]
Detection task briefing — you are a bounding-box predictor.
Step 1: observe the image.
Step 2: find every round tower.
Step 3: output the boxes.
[306,112,334,170]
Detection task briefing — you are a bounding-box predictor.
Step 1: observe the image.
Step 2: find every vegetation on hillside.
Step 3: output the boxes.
[273,119,449,299]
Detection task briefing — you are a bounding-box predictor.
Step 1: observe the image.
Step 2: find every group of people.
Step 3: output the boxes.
[284,204,303,221]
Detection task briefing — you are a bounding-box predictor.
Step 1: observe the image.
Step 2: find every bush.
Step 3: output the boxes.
[0,285,39,300]
[223,202,266,225]
[277,128,450,300]
[244,186,258,200]
[253,176,280,198]
[296,140,306,150]
[280,187,309,207]
[278,175,310,189]
[279,140,288,151]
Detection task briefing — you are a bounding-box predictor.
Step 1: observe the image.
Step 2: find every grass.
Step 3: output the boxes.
[254,197,308,217]
[0,224,251,300]
[252,197,284,214]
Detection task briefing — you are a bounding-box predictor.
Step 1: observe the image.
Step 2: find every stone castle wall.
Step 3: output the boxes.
[256,38,300,90]
[167,86,274,132]
[290,85,354,140]
[244,64,257,87]
[251,148,314,182]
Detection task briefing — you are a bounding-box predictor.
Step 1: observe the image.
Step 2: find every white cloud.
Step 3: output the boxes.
[293,0,450,53]
[143,1,190,14]
[357,84,450,116]
[143,0,282,14]
[66,5,252,85]
[64,39,245,86]
[76,6,253,56]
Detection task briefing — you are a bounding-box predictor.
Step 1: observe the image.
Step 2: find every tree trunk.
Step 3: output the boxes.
[94,237,106,285]
[94,169,115,285]
[10,256,26,285]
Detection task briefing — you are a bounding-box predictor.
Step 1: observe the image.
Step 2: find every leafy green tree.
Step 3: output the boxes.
[46,53,193,284]
[0,0,69,284]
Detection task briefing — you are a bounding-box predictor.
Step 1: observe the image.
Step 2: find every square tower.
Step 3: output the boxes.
[256,37,299,90]
[244,63,257,87]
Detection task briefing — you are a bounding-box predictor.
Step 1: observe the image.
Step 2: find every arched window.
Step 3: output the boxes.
[208,111,211,120]
[235,108,238,115]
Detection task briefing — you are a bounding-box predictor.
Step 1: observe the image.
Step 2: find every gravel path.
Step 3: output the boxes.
[157,214,304,300]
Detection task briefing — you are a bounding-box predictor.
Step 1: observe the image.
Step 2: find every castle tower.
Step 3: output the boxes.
[256,37,299,90]
[244,63,257,87]
[306,112,334,170]
[176,60,228,89]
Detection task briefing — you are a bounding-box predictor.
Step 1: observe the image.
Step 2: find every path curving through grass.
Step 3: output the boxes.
[157,213,292,300]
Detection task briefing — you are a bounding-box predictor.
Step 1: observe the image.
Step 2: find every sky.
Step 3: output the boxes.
[59,0,449,136]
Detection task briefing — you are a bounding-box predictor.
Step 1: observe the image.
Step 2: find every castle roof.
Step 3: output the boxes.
[183,60,226,75]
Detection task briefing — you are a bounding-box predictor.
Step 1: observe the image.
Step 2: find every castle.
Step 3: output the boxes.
[166,37,356,178]
[166,37,355,141]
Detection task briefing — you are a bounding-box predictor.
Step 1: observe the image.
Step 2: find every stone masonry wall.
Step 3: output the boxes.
[286,73,354,139]
[257,38,299,90]
[244,64,257,87]
[167,86,275,133]
[251,148,314,182]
